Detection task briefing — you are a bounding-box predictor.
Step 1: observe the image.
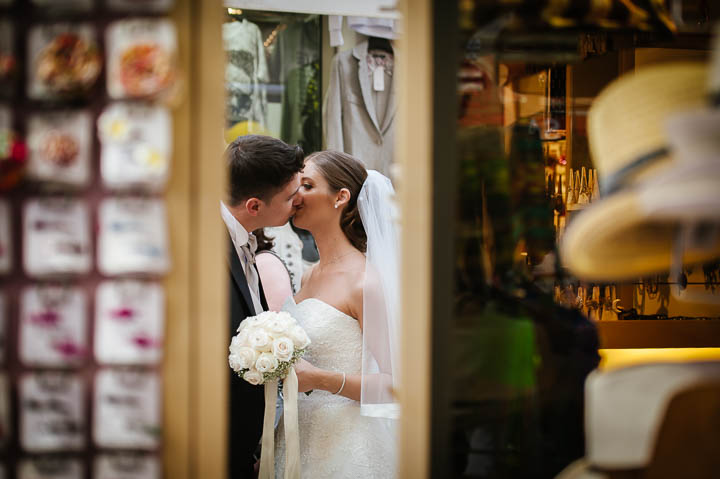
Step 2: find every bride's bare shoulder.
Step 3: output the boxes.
[300,263,317,287]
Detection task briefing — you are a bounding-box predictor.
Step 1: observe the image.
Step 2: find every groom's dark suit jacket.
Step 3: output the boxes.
[228,238,269,479]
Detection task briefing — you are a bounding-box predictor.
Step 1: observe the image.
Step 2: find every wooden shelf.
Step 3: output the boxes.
[597,320,720,349]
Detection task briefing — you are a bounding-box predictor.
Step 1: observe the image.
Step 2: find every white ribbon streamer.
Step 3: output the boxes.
[283,368,301,478]
[258,368,301,479]
[258,379,277,479]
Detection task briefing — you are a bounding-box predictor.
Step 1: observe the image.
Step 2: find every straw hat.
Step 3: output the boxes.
[560,62,720,281]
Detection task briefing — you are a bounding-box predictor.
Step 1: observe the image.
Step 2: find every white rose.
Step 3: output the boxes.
[283,311,300,325]
[266,316,292,334]
[243,369,264,385]
[272,337,295,362]
[248,328,272,352]
[237,319,252,333]
[228,354,242,372]
[255,352,279,373]
[244,317,258,328]
[234,347,258,370]
[254,312,274,326]
[229,335,241,351]
[288,325,311,349]
[233,329,249,346]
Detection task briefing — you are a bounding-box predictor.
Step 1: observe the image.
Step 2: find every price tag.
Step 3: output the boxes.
[373,65,385,92]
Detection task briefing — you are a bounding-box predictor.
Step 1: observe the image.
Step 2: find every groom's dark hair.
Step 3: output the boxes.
[225,135,305,205]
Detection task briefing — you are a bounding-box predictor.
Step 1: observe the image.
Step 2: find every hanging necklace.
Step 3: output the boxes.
[319,250,360,270]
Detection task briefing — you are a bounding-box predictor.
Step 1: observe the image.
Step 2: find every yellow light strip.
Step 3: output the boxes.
[599,348,720,371]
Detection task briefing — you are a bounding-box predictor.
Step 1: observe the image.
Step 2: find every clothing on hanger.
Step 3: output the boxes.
[324,40,396,176]
[328,15,401,47]
[223,19,268,128]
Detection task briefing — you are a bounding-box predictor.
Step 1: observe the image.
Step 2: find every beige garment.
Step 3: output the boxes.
[324,40,397,177]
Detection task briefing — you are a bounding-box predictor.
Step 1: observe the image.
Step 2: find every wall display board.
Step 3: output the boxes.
[0,0,177,476]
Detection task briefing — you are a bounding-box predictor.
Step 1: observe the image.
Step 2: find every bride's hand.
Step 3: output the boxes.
[293,358,319,393]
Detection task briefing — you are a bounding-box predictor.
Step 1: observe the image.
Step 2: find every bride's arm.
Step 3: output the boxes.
[293,358,361,401]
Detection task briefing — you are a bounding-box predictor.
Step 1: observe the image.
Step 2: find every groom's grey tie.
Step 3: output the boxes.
[241,234,264,315]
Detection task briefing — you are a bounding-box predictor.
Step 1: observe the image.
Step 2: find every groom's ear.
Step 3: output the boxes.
[245,197,261,217]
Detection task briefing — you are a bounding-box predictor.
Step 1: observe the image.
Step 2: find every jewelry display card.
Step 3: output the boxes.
[27,110,92,187]
[30,0,93,12]
[19,285,87,367]
[105,19,177,99]
[0,373,10,447]
[17,457,83,479]
[0,199,11,275]
[106,0,173,13]
[0,21,15,96]
[98,103,171,191]
[26,23,100,100]
[97,197,169,276]
[3,4,175,471]
[0,290,6,364]
[0,105,10,132]
[23,198,91,277]
[94,280,164,365]
[20,372,85,452]
[93,369,161,450]
[94,453,160,479]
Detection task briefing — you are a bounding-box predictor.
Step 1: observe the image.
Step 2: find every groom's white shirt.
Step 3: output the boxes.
[221,201,264,315]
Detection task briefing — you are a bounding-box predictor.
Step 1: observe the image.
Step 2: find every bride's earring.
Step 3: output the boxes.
[334,204,338,209]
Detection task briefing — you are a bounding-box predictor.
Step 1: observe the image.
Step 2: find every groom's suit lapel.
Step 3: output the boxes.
[228,237,258,316]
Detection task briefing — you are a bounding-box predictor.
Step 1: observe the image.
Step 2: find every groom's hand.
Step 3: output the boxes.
[293,358,318,393]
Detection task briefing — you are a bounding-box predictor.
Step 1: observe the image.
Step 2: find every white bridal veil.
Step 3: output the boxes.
[357,170,401,420]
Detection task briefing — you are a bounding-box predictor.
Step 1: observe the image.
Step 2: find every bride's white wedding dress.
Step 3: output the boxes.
[275,297,396,478]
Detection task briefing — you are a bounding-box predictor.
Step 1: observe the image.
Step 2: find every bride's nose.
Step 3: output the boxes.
[292,192,303,207]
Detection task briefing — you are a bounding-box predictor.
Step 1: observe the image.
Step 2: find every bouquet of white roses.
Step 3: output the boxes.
[229,310,311,385]
[228,310,310,479]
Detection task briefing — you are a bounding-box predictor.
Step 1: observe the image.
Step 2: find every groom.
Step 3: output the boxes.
[221,135,304,479]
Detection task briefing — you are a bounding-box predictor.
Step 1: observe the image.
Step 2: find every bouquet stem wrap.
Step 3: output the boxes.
[259,367,300,479]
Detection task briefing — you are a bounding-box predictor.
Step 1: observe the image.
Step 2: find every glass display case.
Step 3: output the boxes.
[223,9,322,154]
[427,1,720,477]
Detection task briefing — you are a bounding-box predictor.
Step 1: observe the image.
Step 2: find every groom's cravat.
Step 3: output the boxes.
[240,234,264,315]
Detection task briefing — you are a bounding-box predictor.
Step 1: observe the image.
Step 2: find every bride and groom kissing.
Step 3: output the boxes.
[223,135,399,478]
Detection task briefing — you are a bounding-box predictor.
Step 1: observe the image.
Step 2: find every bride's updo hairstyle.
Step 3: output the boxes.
[305,150,368,252]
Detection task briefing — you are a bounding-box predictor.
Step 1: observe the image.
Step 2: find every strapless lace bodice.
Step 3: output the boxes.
[290,298,362,375]
[275,297,395,478]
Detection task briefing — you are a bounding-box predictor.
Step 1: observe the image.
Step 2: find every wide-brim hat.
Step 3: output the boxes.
[560,62,720,281]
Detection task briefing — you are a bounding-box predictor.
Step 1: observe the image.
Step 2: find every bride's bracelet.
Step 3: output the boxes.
[333,372,346,395]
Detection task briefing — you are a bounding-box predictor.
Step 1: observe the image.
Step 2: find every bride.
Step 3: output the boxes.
[275,150,400,478]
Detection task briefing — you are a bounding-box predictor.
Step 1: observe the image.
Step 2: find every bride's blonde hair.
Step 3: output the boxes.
[305,150,368,252]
